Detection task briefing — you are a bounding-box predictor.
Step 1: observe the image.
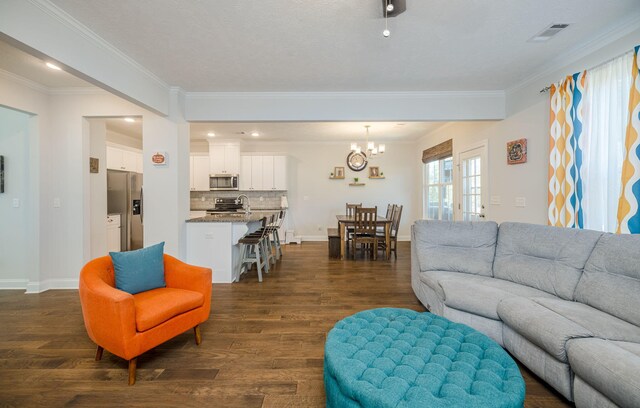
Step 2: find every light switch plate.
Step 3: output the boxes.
[12,198,19,208]
[515,197,526,207]
[53,198,61,208]
[490,196,501,205]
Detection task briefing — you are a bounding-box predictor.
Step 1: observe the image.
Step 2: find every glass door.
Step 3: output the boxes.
[457,143,488,221]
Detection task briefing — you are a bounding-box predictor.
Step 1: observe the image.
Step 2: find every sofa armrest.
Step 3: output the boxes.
[164,255,212,295]
[78,258,137,358]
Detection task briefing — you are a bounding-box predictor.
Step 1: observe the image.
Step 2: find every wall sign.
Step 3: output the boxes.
[152,152,168,166]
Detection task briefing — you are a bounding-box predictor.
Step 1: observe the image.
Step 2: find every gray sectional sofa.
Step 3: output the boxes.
[411,220,640,408]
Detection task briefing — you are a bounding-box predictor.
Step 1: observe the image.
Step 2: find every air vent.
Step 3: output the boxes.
[528,23,571,42]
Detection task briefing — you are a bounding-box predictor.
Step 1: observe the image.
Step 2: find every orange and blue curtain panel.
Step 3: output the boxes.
[548,71,586,228]
[617,46,640,234]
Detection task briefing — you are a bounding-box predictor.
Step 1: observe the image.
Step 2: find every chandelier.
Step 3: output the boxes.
[351,125,385,158]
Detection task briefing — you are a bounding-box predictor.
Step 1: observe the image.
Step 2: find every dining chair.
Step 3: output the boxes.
[352,206,378,260]
[378,204,403,259]
[345,203,362,250]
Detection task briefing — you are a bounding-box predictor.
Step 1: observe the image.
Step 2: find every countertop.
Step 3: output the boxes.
[186,211,278,223]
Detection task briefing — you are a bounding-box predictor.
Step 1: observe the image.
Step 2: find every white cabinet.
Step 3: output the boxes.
[240,154,288,190]
[209,143,240,175]
[107,214,121,252]
[240,156,252,190]
[273,156,287,190]
[190,155,210,191]
[106,146,143,173]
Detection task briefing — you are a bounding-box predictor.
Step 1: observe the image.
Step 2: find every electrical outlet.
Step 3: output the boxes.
[12,198,19,208]
[259,196,264,202]
[201,196,206,202]
[53,198,61,208]
[303,195,309,201]
[490,196,501,205]
[515,197,526,207]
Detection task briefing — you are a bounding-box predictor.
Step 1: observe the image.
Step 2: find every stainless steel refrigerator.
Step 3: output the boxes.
[107,170,143,251]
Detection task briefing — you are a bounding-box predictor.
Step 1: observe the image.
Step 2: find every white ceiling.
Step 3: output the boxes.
[0,38,91,88]
[104,117,143,139]
[48,0,640,92]
[190,121,445,142]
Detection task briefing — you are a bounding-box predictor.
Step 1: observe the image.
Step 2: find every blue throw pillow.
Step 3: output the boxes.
[110,242,166,295]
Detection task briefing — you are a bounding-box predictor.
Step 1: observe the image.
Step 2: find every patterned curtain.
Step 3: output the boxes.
[548,71,587,228]
[617,45,640,234]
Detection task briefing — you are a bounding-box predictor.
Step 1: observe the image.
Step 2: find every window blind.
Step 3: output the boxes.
[422,139,452,164]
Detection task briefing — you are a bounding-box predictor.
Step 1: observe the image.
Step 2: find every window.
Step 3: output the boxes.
[423,157,453,220]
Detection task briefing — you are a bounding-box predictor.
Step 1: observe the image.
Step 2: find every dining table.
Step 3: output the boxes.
[336,214,392,260]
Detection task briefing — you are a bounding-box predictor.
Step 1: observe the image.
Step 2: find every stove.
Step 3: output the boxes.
[206,197,246,214]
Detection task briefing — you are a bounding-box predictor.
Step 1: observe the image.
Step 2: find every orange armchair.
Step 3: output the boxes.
[79,254,212,385]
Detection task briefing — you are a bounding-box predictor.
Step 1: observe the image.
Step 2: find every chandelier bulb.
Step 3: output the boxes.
[383,29,390,37]
[387,3,394,12]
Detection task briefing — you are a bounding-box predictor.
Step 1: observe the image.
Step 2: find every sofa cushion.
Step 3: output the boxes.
[497,297,593,362]
[567,338,640,408]
[439,277,557,320]
[110,241,166,295]
[133,287,204,332]
[493,223,602,300]
[413,220,498,276]
[532,297,640,344]
[575,233,640,326]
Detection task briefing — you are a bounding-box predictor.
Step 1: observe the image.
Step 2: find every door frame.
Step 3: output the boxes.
[455,139,489,221]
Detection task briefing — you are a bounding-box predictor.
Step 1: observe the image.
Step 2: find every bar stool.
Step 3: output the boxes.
[246,214,276,272]
[268,210,285,260]
[238,217,269,282]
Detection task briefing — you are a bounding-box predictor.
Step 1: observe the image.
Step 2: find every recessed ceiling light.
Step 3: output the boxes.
[251,132,260,137]
[124,117,135,123]
[207,132,215,137]
[45,62,62,71]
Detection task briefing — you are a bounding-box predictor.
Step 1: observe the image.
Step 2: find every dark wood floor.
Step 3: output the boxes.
[0,242,572,407]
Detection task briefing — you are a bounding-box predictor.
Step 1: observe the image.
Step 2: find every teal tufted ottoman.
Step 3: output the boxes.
[324,308,525,408]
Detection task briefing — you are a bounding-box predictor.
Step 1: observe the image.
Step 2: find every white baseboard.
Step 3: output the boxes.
[26,279,78,294]
[0,279,28,290]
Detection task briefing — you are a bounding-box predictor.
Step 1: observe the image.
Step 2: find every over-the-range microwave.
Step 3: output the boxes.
[209,174,239,191]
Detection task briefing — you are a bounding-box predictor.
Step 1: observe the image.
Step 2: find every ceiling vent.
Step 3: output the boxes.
[528,23,571,42]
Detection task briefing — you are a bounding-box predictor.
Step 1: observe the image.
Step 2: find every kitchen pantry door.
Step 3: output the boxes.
[456,141,488,221]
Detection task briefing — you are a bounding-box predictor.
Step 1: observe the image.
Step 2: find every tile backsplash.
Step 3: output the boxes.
[190,190,287,210]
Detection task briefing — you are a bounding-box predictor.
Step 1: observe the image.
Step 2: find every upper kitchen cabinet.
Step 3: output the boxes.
[209,142,240,175]
[106,145,143,173]
[240,154,287,190]
[190,155,210,191]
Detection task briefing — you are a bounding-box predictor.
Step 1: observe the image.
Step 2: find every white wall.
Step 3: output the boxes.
[88,119,107,259]
[239,141,419,240]
[417,102,548,225]
[0,106,33,287]
[0,74,190,292]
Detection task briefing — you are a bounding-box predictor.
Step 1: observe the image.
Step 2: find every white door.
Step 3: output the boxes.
[209,145,225,174]
[457,142,488,221]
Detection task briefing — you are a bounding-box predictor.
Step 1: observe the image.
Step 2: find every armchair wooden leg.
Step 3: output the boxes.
[95,345,104,361]
[128,358,137,386]
[194,325,202,345]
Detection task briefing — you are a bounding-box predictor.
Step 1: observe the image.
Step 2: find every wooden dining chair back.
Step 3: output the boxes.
[389,205,403,259]
[352,207,379,260]
[346,203,362,217]
[385,204,395,220]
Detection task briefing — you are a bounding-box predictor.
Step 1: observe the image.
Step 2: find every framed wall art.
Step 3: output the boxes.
[507,138,527,165]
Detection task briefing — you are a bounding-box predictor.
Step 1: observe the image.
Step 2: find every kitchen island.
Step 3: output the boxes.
[185,212,278,283]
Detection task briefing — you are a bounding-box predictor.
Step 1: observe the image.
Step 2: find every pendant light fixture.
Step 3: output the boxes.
[350,125,385,159]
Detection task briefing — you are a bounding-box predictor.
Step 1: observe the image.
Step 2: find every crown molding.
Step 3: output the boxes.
[28,0,169,91]
[185,90,505,100]
[506,11,640,96]
[0,68,49,93]
[0,68,103,96]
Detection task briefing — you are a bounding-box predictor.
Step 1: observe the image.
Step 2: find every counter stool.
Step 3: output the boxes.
[246,214,276,273]
[267,210,285,260]
[238,217,268,282]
